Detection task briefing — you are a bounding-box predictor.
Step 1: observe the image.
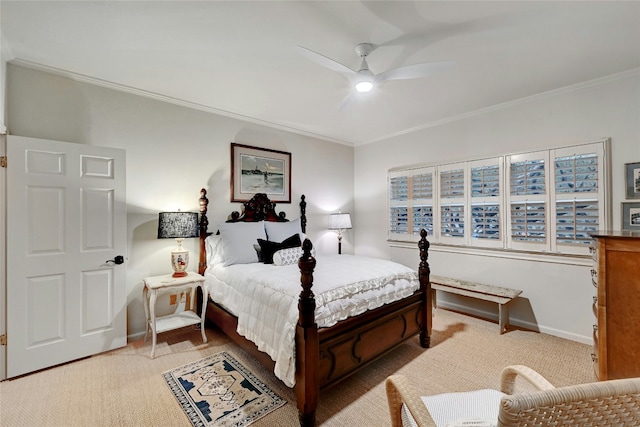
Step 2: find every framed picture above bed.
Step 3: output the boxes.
[231,143,291,203]
[625,161,640,199]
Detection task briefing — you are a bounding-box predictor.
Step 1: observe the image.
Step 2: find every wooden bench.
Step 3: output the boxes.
[430,275,522,334]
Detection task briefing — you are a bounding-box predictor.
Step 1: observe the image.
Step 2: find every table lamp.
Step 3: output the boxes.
[328,212,352,255]
[157,211,199,277]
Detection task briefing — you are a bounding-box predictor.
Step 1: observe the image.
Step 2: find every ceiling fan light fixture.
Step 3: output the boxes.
[355,67,375,92]
[355,80,373,92]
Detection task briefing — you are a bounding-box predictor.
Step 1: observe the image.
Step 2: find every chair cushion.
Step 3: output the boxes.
[401,389,505,427]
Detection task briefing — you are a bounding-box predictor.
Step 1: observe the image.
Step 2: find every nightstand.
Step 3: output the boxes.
[143,272,208,358]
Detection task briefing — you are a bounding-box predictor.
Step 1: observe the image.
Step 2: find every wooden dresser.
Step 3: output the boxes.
[590,231,640,380]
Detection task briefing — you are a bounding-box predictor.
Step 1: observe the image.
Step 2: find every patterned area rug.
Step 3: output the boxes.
[163,352,286,427]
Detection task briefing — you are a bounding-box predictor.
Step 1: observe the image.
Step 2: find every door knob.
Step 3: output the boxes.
[106,255,125,265]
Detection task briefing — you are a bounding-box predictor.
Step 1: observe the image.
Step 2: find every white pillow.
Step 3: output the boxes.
[205,235,225,268]
[400,389,503,427]
[217,221,266,266]
[264,218,303,243]
[273,246,316,266]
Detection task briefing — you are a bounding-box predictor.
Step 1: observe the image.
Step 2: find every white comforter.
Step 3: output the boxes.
[205,254,419,387]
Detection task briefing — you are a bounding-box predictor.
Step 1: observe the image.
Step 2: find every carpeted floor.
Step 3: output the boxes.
[0,309,595,426]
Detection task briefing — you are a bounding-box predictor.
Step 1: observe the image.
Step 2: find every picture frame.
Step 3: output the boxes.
[625,161,640,199]
[621,202,640,231]
[231,143,291,203]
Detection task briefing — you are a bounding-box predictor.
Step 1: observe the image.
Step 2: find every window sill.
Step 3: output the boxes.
[387,239,592,267]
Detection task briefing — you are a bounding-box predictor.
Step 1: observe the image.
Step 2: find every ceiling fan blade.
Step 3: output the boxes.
[339,89,376,111]
[339,91,357,111]
[376,61,455,83]
[296,46,355,76]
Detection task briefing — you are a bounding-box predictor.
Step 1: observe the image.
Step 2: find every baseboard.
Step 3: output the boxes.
[435,301,592,345]
[126,303,593,346]
[127,331,146,341]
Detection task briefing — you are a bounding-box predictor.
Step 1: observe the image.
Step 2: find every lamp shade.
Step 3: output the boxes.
[328,213,352,231]
[157,212,199,239]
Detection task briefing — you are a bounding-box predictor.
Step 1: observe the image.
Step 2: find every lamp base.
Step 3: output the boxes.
[171,248,189,278]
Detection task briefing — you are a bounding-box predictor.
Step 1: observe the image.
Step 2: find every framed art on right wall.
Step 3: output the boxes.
[625,161,640,199]
[622,202,640,231]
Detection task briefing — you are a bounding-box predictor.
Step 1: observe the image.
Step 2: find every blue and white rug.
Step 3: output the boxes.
[163,351,286,427]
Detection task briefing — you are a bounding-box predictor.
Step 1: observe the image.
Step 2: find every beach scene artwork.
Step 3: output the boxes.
[240,154,285,195]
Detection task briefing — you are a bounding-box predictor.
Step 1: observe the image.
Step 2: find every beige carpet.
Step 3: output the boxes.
[0,309,595,426]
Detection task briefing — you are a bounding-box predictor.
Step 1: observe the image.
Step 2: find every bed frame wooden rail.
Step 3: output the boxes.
[197,189,431,426]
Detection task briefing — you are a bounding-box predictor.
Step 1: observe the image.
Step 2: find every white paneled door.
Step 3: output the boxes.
[6,136,127,378]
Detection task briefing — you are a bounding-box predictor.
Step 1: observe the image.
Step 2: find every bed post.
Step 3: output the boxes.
[418,228,431,348]
[299,194,307,233]
[295,238,318,427]
[198,188,209,275]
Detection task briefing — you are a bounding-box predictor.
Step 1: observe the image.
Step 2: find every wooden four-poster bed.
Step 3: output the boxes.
[196,189,431,426]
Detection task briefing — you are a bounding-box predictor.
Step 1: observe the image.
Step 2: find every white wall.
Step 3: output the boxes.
[354,72,640,344]
[6,64,354,338]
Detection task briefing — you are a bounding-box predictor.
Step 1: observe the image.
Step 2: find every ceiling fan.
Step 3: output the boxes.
[297,43,454,108]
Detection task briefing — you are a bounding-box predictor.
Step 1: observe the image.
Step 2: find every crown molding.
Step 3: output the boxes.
[8,58,355,147]
[9,58,638,148]
[366,68,640,145]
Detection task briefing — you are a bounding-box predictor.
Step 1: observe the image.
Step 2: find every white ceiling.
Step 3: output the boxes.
[2,1,639,146]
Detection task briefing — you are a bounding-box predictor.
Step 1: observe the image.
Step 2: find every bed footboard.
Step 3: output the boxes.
[317,293,424,387]
[294,231,431,426]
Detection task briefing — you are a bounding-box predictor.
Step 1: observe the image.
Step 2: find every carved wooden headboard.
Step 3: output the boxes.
[197,189,307,274]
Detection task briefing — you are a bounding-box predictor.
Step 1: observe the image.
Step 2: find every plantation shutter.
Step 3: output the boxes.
[440,164,466,242]
[389,172,409,239]
[507,152,549,251]
[470,158,504,248]
[388,138,609,255]
[552,144,605,254]
[389,167,435,241]
[412,171,434,236]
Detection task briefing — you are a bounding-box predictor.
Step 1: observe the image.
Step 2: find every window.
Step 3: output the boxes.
[389,167,435,241]
[389,139,609,256]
